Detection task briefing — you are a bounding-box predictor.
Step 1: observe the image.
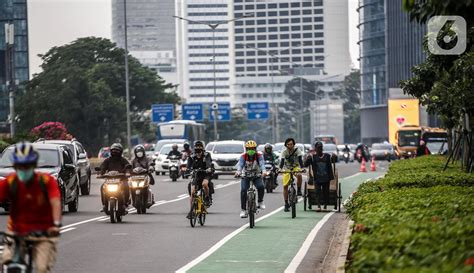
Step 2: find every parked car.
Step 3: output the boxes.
[98,147,111,159]
[322,143,339,162]
[0,143,80,212]
[211,140,245,175]
[36,139,91,195]
[370,143,396,160]
[154,143,184,175]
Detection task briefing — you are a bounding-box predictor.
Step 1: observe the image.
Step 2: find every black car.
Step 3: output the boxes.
[36,139,91,195]
[0,143,80,212]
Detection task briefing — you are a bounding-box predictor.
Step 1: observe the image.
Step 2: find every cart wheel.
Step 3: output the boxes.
[337,183,342,212]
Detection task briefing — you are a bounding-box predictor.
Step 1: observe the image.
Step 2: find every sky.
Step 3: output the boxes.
[27,0,360,76]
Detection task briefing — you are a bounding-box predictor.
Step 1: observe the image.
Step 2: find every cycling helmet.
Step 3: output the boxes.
[264,143,273,153]
[11,142,39,165]
[245,140,257,149]
[183,142,190,150]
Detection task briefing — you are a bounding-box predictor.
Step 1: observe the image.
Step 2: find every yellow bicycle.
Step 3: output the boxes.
[188,169,208,227]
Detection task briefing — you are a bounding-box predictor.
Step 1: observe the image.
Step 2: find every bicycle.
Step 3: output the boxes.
[188,169,209,228]
[236,171,261,228]
[279,169,305,219]
[1,231,56,273]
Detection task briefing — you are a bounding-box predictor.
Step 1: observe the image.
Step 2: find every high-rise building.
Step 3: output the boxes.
[176,0,232,103]
[358,0,386,144]
[358,0,429,144]
[0,0,29,130]
[112,0,177,86]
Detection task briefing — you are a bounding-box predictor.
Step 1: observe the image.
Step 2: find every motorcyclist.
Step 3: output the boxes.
[342,144,350,153]
[167,144,182,159]
[0,142,61,273]
[186,141,213,219]
[235,140,267,218]
[262,143,279,186]
[99,143,131,211]
[279,138,306,211]
[355,143,370,162]
[181,142,192,159]
[131,145,155,185]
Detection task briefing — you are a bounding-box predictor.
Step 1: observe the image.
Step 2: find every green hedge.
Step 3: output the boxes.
[347,156,474,273]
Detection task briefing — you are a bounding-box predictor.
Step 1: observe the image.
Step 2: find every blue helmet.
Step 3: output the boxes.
[11,142,39,165]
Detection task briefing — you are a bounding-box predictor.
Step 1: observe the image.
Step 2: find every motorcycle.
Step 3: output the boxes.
[168,155,180,182]
[96,167,129,223]
[180,153,190,179]
[343,152,350,163]
[129,167,155,214]
[263,160,278,193]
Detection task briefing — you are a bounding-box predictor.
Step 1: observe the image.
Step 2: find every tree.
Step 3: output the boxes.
[31,121,73,140]
[334,70,361,144]
[16,37,179,153]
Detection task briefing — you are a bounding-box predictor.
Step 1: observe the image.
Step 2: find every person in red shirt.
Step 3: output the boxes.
[0,142,62,273]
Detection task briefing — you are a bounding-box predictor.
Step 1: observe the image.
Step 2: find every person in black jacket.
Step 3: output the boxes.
[131,145,155,185]
[99,143,131,211]
[304,141,335,211]
[167,144,182,159]
[186,141,213,219]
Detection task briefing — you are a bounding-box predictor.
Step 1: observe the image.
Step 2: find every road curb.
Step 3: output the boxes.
[336,219,354,273]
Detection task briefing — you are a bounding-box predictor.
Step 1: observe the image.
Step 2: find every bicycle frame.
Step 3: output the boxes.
[1,231,50,273]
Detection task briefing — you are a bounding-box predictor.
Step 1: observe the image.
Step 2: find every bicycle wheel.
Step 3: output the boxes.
[290,188,296,219]
[199,212,206,226]
[189,199,198,228]
[248,192,255,228]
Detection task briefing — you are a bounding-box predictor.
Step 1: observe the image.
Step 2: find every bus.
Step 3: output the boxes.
[314,134,337,144]
[421,127,448,155]
[156,120,206,144]
[395,125,421,158]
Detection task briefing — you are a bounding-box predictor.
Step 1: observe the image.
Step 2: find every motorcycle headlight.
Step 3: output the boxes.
[407,152,412,155]
[107,184,119,192]
[139,181,145,187]
[131,181,138,188]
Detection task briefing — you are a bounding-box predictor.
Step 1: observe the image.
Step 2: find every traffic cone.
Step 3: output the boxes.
[360,157,367,172]
[370,156,376,172]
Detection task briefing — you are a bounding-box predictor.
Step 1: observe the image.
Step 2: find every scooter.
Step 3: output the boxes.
[263,160,278,193]
[96,168,130,223]
[130,167,155,214]
[168,155,180,182]
[343,152,350,163]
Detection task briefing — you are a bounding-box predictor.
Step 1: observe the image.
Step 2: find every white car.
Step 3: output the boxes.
[211,140,245,175]
[154,143,184,175]
[152,139,187,161]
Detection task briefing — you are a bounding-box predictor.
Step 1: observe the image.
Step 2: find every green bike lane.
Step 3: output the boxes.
[181,171,384,273]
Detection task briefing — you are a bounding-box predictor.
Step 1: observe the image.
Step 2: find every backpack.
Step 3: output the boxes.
[7,173,50,201]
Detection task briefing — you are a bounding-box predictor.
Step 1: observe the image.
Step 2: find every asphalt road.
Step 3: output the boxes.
[0,160,391,272]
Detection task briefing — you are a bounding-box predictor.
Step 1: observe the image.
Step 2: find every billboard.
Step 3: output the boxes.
[388,99,420,144]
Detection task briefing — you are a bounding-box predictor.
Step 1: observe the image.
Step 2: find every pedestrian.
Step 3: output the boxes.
[304,141,335,211]
[416,140,431,156]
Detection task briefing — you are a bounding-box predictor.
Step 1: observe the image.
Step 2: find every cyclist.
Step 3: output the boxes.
[304,141,335,211]
[235,140,267,218]
[131,145,155,185]
[99,143,131,212]
[167,143,182,159]
[0,142,61,273]
[262,143,279,186]
[186,141,213,219]
[279,138,305,212]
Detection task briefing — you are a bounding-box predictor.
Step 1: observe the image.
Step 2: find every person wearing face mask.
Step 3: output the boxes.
[279,138,306,212]
[186,141,213,219]
[131,145,155,185]
[0,142,62,273]
[235,140,267,218]
[99,143,131,211]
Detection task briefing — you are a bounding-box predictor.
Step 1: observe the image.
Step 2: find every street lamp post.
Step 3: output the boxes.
[173,14,253,141]
[123,0,132,157]
[5,22,15,137]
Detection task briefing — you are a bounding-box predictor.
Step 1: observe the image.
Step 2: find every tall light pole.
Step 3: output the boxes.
[173,14,253,141]
[123,0,132,157]
[5,22,15,137]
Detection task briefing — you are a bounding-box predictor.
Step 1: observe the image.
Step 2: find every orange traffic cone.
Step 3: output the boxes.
[370,156,376,171]
[360,157,367,172]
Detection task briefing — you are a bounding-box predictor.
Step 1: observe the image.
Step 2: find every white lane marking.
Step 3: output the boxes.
[61,216,109,230]
[60,227,76,234]
[98,218,109,222]
[340,172,362,181]
[178,194,188,198]
[112,233,128,236]
[284,212,334,273]
[175,204,286,273]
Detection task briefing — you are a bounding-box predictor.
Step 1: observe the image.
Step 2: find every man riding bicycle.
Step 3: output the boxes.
[0,142,62,273]
[279,138,305,212]
[235,140,267,218]
[186,141,213,219]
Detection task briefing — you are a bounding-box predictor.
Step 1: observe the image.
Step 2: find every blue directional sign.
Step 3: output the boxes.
[247,102,269,120]
[182,103,203,121]
[209,103,231,122]
[152,104,174,123]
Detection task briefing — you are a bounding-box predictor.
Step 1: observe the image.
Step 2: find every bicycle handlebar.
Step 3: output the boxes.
[278,170,306,174]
